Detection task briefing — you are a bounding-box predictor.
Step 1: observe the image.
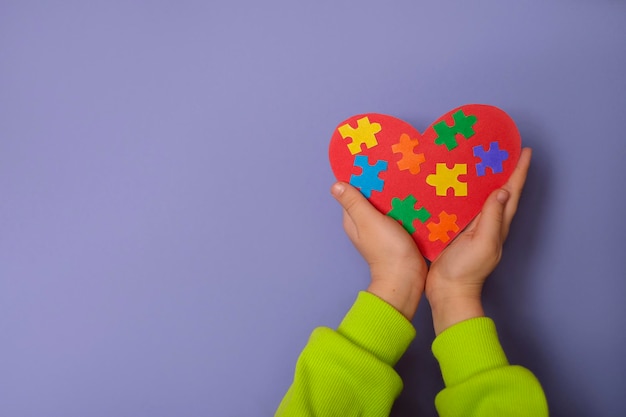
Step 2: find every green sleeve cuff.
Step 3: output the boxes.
[432,317,509,387]
[337,291,416,367]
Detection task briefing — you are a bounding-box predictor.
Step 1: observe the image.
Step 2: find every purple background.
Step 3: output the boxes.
[1,1,625,416]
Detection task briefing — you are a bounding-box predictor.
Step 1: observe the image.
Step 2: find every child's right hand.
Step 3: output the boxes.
[331,182,428,321]
[425,148,532,335]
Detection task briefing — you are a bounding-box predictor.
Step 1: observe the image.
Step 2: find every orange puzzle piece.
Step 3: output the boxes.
[427,211,460,243]
[391,133,426,174]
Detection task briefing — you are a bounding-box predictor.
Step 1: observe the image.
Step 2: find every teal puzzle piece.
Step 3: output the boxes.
[350,155,388,198]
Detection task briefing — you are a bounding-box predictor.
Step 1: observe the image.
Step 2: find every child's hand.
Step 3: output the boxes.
[331,182,427,320]
[425,148,532,334]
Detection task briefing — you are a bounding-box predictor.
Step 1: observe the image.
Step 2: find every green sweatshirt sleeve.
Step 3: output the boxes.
[432,317,549,417]
[275,294,548,417]
[275,291,416,417]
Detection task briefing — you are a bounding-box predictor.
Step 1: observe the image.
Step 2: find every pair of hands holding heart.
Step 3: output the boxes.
[329,106,531,333]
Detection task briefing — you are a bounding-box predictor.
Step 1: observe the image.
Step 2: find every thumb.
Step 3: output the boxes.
[330,182,380,226]
[475,188,510,242]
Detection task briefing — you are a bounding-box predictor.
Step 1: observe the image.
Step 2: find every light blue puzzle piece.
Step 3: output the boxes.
[350,155,388,198]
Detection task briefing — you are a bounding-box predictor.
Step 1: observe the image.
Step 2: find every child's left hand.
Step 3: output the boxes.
[331,182,427,320]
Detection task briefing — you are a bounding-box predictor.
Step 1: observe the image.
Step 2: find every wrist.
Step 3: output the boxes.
[366,259,426,321]
[427,293,485,336]
[367,272,423,321]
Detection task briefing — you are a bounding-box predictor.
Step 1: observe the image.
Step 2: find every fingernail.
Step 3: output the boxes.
[496,189,510,204]
[331,183,345,197]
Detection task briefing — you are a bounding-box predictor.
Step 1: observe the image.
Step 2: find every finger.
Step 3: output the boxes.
[501,147,532,238]
[331,182,381,227]
[341,208,358,239]
[474,187,510,244]
[462,212,481,235]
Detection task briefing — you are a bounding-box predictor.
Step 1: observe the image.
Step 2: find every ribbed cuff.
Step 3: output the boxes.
[432,317,509,387]
[337,291,416,366]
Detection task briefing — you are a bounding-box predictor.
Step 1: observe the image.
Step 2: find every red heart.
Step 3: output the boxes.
[328,104,521,261]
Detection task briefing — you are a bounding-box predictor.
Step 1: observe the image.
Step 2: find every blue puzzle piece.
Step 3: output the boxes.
[350,155,388,198]
[473,142,509,176]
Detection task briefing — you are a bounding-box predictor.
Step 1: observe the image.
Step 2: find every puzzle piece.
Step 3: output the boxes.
[433,109,477,151]
[391,133,426,174]
[473,141,509,176]
[426,163,468,196]
[387,195,431,234]
[427,211,460,243]
[338,116,382,155]
[349,155,388,198]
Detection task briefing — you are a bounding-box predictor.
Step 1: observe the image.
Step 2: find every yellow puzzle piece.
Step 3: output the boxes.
[426,163,468,196]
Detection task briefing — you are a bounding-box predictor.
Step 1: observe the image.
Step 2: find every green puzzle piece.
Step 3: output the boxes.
[433,109,477,151]
[387,195,431,234]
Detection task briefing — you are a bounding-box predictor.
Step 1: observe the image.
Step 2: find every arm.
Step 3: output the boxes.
[275,291,414,417]
[275,182,428,416]
[426,148,548,417]
[431,317,547,417]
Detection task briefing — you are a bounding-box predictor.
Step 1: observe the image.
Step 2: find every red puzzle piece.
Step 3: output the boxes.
[328,104,521,261]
